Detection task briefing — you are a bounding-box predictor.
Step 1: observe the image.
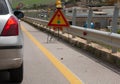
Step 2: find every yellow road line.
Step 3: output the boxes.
[21,25,83,84]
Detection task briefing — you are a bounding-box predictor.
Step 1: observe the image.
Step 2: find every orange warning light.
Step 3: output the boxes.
[56,0,62,8]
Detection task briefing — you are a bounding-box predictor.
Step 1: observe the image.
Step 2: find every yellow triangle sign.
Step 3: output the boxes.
[48,9,69,27]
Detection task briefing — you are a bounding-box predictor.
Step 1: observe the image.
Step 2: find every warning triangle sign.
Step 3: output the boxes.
[48,9,69,27]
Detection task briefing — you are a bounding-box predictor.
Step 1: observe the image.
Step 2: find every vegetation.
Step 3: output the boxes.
[11,0,56,9]
[11,0,117,9]
[117,29,120,34]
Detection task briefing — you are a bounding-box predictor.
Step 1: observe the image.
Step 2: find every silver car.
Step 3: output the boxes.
[0,0,24,83]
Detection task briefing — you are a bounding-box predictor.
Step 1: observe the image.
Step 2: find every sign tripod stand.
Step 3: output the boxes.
[47,0,70,42]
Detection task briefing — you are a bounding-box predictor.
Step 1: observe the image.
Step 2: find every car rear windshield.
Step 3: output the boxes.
[0,0,9,15]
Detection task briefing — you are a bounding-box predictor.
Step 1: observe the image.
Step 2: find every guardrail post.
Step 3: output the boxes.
[86,7,93,44]
[87,7,93,29]
[72,8,77,38]
[111,4,119,53]
[72,8,77,26]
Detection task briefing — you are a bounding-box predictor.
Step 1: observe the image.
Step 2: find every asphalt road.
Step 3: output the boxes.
[0,21,120,84]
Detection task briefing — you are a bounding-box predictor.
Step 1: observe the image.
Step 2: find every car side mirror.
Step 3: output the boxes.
[14,11,24,19]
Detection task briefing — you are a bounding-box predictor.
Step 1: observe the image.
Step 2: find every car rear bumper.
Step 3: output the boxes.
[0,46,23,70]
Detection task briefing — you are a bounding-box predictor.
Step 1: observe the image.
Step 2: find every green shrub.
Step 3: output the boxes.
[117,29,120,34]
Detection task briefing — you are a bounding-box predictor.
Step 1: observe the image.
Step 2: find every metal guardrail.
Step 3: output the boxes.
[24,17,120,50]
[68,25,120,48]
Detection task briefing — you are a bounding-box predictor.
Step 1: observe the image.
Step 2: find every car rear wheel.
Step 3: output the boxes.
[9,64,23,83]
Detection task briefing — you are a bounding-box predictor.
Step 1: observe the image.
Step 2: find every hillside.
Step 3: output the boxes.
[11,0,56,8]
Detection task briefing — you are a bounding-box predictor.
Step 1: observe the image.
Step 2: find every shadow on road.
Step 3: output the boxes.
[0,72,20,84]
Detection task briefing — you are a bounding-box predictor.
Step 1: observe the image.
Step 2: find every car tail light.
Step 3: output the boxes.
[1,16,18,36]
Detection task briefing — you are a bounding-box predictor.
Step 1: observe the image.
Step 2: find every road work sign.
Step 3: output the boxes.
[48,9,69,27]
